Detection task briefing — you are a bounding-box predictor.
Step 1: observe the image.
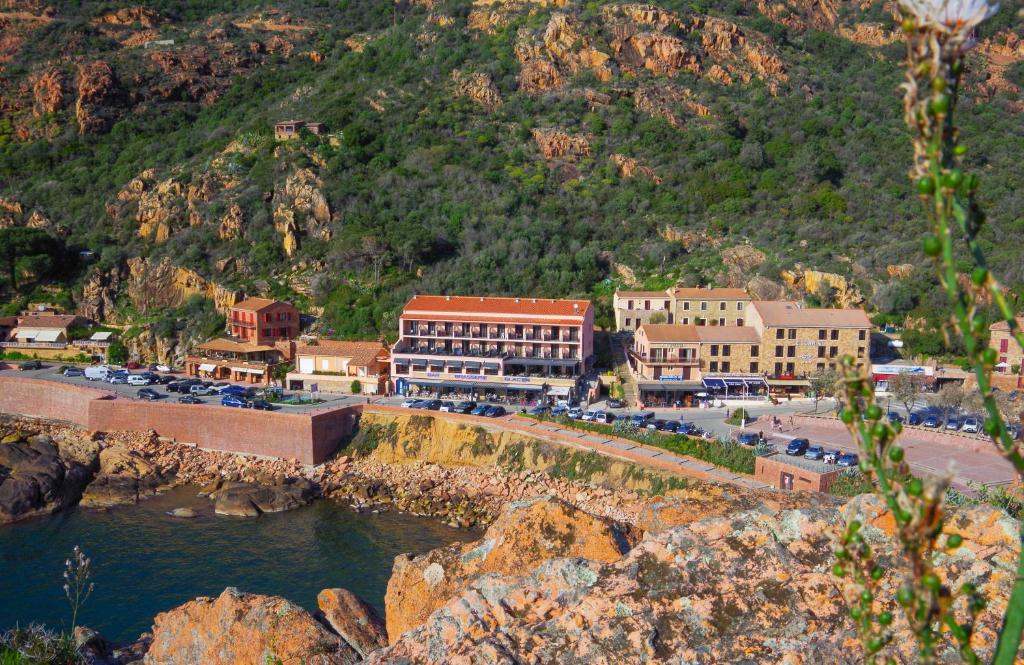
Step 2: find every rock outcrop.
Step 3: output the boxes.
[79,444,171,508]
[124,256,243,316]
[451,70,503,111]
[384,495,630,639]
[532,128,591,159]
[633,84,711,128]
[782,268,864,307]
[0,434,95,524]
[75,61,122,135]
[145,587,361,665]
[317,588,388,657]
[207,478,317,517]
[610,154,661,183]
[273,168,332,257]
[371,495,1018,663]
[31,67,64,117]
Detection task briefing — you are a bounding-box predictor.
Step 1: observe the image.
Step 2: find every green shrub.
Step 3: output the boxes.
[350,379,362,394]
[725,408,751,425]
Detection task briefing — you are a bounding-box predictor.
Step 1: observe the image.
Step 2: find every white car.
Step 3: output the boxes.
[126,374,151,386]
[155,364,172,372]
[568,407,583,419]
[107,374,128,385]
[961,416,981,434]
[401,398,419,408]
[595,411,612,424]
[582,409,598,421]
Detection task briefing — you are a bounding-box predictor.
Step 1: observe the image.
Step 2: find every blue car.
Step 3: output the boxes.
[785,438,810,456]
[484,405,506,417]
[805,445,825,460]
[908,412,923,426]
[220,385,247,396]
[470,404,489,416]
[677,422,697,435]
[551,406,568,417]
[887,412,904,424]
[528,405,550,416]
[221,395,249,408]
[945,417,961,431]
[737,432,760,446]
[922,413,940,428]
[837,453,860,467]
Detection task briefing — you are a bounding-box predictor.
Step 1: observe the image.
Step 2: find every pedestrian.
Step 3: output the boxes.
[758,431,765,444]
[726,408,730,419]
[789,415,794,431]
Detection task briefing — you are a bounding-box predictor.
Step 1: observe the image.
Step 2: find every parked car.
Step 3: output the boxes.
[606,399,625,409]
[736,432,760,446]
[420,399,442,411]
[677,422,697,436]
[107,373,128,385]
[551,406,568,417]
[454,401,476,414]
[945,417,961,431]
[220,385,247,396]
[595,411,614,424]
[438,401,456,412]
[125,361,141,370]
[190,384,216,396]
[221,395,249,408]
[567,407,583,419]
[961,416,981,434]
[785,438,810,456]
[166,381,187,393]
[647,419,666,431]
[837,453,860,467]
[581,409,598,421]
[823,449,842,464]
[887,412,904,424]
[908,412,924,426]
[630,412,655,427]
[528,405,550,416]
[470,404,489,416]
[156,375,175,385]
[19,360,42,371]
[126,374,152,386]
[922,413,940,428]
[1007,423,1023,440]
[178,394,202,404]
[155,364,172,372]
[484,405,506,417]
[249,399,274,411]
[401,398,420,408]
[137,388,161,401]
[63,367,84,377]
[805,445,825,460]
[658,420,677,432]
[84,365,112,381]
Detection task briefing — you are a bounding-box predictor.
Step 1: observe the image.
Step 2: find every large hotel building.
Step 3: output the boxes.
[391,295,595,401]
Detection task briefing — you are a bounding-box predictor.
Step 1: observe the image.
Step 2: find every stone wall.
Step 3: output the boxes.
[755,453,840,492]
[0,377,107,426]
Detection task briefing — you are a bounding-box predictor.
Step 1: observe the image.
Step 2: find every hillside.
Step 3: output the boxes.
[0,0,1022,345]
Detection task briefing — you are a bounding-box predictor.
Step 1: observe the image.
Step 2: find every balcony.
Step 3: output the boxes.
[630,351,699,366]
[402,326,582,344]
[0,341,68,349]
[230,320,256,329]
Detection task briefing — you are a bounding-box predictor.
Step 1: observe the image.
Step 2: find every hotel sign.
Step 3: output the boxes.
[425,372,534,384]
[659,375,684,381]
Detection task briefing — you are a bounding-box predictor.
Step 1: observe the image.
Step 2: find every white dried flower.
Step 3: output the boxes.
[900,0,999,33]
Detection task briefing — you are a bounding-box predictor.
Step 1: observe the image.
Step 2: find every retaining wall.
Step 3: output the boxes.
[0,377,108,426]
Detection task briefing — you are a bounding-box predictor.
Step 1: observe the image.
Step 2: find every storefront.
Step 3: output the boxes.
[636,381,704,407]
[401,377,563,403]
[701,375,768,400]
[766,377,811,397]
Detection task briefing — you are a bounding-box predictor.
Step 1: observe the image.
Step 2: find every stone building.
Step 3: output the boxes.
[612,290,674,331]
[988,317,1024,388]
[613,287,751,332]
[274,120,325,140]
[286,339,390,395]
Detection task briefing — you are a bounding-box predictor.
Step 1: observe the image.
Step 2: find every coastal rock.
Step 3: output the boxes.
[0,435,94,524]
[167,507,197,518]
[316,588,388,656]
[79,445,171,508]
[145,587,359,664]
[370,497,1018,664]
[32,67,64,117]
[384,495,629,640]
[209,478,317,517]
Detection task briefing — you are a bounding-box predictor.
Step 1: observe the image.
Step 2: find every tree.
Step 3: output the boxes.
[106,342,128,365]
[888,373,925,416]
[809,368,840,412]
[930,383,964,420]
[0,227,61,290]
[350,379,362,394]
[648,311,667,324]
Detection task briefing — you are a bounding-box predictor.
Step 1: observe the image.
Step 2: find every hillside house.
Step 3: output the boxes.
[274,120,325,140]
[286,339,390,394]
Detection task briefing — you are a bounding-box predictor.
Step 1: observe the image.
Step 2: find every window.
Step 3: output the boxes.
[829,346,839,358]
[265,313,272,323]
[682,318,689,325]
[719,302,726,311]
[664,300,670,310]
[644,300,650,310]
[683,302,690,311]
[737,318,744,326]
[749,362,758,373]
[818,329,827,340]
[786,362,795,374]
[774,362,783,375]
[625,318,630,329]
[711,344,719,356]
[787,345,796,357]
[1000,339,1009,352]
[737,302,744,311]
[721,361,731,372]
[858,330,866,341]
[718,318,726,326]
[775,345,784,357]
[788,329,797,340]
[751,345,759,357]
[831,329,839,340]
[700,302,708,311]
[627,300,633,309]
[818,347,826,358]
[857,347,865,358]
[722,345,731,356]
[776,329,785,339]
[710,361,719,372]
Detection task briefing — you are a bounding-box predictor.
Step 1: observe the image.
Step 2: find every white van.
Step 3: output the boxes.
[84,365,112,381]
[126,374,151,386]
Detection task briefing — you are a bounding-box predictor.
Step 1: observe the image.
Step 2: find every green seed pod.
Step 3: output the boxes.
[907,477,923,497]
[840,409,855,424]
[952,59,963,76]
[971,597,987,612]
[860,590,873,604]
[866,405,882,421]
[871,423,888,440]
[849,520,861,533]
[859,459,871,473]
[896,585,914,606]
[889,446,904,463]
[901,17,915,32]
[922,235,941,257]
[916,177,935,195]
[867,637,883,654]
[897,509,912,524]
[930,94,951,115]
[850,532,864,545]
[982,348,997,365]
[832,564,845,577]
[931,77,946,92]
[947,533,963,549]
[891,421,903,435]
[954,144,967,156]
[923,574,941,592]
[850,606,863,620]
[971,268,988,286]
[835,547,849,559]
[870,566,884,581]
[972,318,987,334]
[841,354,855,367]
[942,169,963,189]
[878,611,893,625]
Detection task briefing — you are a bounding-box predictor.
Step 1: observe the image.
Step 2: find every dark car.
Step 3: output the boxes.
[737,432,760,446]
[454,401,476,414]
[156,375,175,385]
[484,405,506,417]
[249,399,274,411]
[922,413,940,428]
[837,453,860,467]
[887,412,904,424]
[677,422,697,436]
[63,367,85,378]
[647,419,667,431]
[945,417,961,431]
[19,360,42,371]
[823,449,842,464]
[805,445,825,460]
[470,404,489,416]
[221,395,249,408]
[137,388,161,400]
[528,405,550,416]
[908,412,923,426]
[785,438,810,456]
[420,399,442,411]
[178,394,202,404]
[630,412,655,427]
[221,385,247,396]
[606,399,625,409]
[659,420,679,433]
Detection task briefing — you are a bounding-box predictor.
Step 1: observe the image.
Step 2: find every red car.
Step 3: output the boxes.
[126,361,142,369]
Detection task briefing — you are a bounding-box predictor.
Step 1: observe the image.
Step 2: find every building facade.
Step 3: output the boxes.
[989,317,1024,375]
[286,340,390,395]
[391,295,594,402]
[228,298,300,345]
[0,314,87,351]
[274,120,325,140]
[613,287,751,332]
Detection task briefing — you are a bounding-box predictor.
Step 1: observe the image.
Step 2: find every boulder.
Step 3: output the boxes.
[317,588,388,656]
[209,478,317,517]
[145,587,359,664]
[384,495,629,640]
[79,445,170,508]
[0,436,94,524]
[166,507,197,518]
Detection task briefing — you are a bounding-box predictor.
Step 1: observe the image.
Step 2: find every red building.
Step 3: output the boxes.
[228,298,299,345]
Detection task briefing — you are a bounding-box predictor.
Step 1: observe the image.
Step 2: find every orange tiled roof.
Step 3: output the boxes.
[989,317,1024,332]
[15,314,82,329]
[750,301,871,328]
[295,339,388,367]
[232,297,292,312]
[694,326,761,343]
[402,295,591,322]
[616,290,671,298]
[638,324,701,343]
[672,287,749,299]
[198,338,276,353]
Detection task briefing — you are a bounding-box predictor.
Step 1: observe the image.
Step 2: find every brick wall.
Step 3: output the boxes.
[755,454,840,492]
[0,376,107,426]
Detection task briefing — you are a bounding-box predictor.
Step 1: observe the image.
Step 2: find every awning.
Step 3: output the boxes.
[248,369,264,375]
[546,386,571,396]
[427,359,444,366]
[90,331,113,341]
[702,378,726,388]
[198,363,217,372]
[484,363,501,370]
[723,378,746,387]
[34,330,61,342]
[231,367,250,374]
[464,361,481,369]
[409,379,443,386]
[767,378,811,387]
[394,358,410,365]
[637,381,703,391]
[445,360,463,368]
[744,377,767,387]
[15,328,43,339]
